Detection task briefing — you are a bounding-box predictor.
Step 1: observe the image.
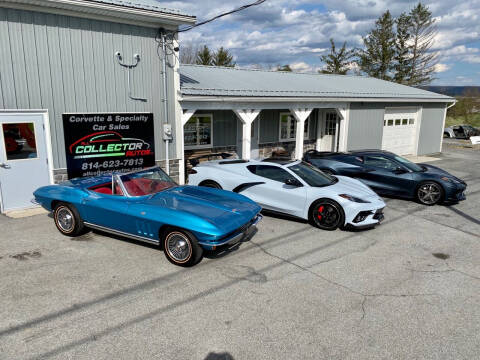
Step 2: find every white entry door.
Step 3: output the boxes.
[318,111,338,151]
[382,108,419,155]
[0,112,51,212]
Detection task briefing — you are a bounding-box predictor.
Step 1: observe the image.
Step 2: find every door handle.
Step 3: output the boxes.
[0,163,11,169]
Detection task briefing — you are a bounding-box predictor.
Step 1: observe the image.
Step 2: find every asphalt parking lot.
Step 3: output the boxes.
[1,147,479,360]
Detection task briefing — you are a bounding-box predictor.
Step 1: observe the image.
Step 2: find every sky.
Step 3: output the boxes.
[159,0,480,85]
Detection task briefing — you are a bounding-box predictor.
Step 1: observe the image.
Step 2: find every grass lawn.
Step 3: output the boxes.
[445,113,480,128]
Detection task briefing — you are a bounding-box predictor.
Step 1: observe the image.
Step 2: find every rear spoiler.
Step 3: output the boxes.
[189,152,234,167]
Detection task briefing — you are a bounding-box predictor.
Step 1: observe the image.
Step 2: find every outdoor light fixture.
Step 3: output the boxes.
[114,51,147,102]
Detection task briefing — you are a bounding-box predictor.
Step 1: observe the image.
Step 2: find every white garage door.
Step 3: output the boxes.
[382,108,418,155]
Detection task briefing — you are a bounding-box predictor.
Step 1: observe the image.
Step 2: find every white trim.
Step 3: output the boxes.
[184,113,213,150]
[178,109,196,185]
[335,104,349,151]
[180,95,455,104]
[440,105,448,153]
[415,106,423,156]
[1,0,195,27]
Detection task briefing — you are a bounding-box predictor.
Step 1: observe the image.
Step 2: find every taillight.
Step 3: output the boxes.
[188,168,197,174]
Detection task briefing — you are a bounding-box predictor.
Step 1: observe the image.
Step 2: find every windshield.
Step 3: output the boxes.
[393,155,424,172]
[119,167,176,196]
[288,162,336,187]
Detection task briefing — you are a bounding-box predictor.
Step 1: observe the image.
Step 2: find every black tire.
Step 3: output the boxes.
[416,181,444,206]
[163,229,203,267]
[309,199,345,230]
[53,202,85,237]
[443,132,450,138]
[199,180,222,189]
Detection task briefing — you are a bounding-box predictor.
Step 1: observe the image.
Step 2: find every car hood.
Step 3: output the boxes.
[420,164,465,183]
[330,175,382,201]
[145,186,261,233]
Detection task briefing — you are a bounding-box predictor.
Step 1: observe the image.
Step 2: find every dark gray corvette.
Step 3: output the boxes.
[303,149,467,205]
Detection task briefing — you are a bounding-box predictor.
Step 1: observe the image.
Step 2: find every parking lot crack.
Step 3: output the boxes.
[446,262,480,281]
[249,240,439,323]
[304,239,378,267]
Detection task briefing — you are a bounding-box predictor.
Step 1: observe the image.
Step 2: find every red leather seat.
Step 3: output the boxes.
[94,187,113,195]
[123,180,146,196]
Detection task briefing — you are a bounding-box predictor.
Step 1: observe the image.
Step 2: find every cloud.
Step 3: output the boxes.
[164,0,480,85]
[434,63,451,72]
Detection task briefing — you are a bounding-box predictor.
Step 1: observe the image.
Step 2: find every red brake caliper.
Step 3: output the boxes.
[317,205,324,220]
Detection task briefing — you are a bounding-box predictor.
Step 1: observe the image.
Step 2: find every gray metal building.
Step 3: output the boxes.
[178,65,454,181]
[0,0,455,213]
[0,0,194,212]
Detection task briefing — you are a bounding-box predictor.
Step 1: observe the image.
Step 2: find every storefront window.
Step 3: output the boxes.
[2,123,37,160]
[279,113,309,141]
[184,115,213,149]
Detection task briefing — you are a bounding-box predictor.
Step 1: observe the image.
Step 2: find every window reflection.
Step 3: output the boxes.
[2,123,37,160]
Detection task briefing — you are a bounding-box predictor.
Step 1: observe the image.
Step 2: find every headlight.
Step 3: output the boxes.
[339,194,370,203]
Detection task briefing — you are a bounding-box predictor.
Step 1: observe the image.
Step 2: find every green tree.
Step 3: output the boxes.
[405,2,438,85]
[212,47,235,67]
[319,38,355,75]
[393,13,413,84]
[358,11,396,80]
[277,64,292,72]
[196,45,213,65]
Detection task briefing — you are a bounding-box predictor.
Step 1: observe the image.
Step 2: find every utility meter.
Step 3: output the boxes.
[163,123,173,140]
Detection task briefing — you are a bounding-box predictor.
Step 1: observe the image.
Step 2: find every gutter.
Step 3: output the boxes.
[179,94,456,104]
[2,0,196,27]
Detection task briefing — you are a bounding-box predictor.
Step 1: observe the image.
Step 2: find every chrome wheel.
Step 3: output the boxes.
[56,207,74,233]
[417,183,442,205]
[166,232,192,263]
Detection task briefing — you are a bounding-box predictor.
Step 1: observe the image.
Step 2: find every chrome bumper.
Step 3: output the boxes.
[199,214,262,248]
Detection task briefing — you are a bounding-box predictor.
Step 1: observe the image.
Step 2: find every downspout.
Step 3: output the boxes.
[161,32,170,175]
[446,100,457,110]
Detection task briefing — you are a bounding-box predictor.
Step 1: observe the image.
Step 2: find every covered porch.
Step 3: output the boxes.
[177,102,350,184]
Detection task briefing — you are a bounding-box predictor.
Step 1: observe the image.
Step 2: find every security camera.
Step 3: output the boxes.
[174,46,180,52]
[115,51,121,58]
[134,54,141,61]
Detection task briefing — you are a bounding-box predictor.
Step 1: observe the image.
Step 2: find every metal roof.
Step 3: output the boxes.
[87,0,194,17]
[179,65,453,102]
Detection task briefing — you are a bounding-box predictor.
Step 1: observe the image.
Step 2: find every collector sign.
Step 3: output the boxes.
[63,113,155,178]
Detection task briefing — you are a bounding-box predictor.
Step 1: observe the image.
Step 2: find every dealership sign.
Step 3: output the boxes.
[63,113,155,178]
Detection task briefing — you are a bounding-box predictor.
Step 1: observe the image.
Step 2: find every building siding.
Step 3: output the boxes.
[347,103,385,150]
[0,7,178,169]
[417,103,446,155]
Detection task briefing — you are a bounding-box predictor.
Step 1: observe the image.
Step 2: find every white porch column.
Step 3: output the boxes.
[335,104,349,152]
[316,109,322,151]
[290,108,313,159]
[233,109,260,160]
[178,109,196,184]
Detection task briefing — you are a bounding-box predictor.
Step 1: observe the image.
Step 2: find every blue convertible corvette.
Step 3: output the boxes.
[304,150,467,205]
[34,167,262,266]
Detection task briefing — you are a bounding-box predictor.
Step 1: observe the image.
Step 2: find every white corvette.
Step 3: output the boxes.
[188,158,386,230]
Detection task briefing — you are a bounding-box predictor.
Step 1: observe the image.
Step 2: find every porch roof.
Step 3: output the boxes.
[179,65,453,102]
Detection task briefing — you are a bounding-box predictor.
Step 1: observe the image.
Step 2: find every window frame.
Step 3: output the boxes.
[247,164,296,183]
[2,122,39,161]
[278,112,309,142]
[184,114,213,150]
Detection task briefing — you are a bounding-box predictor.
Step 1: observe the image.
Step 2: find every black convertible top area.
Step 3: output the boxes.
[261,157,297,165]
[304,149,396,158]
